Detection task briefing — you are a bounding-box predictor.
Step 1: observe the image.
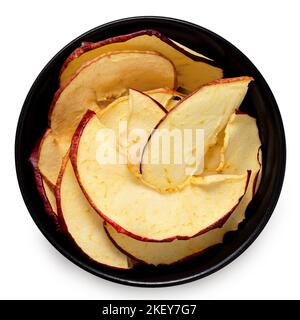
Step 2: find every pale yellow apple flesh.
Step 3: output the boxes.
[98,96,130,132]
[104,113,261,265]
[169,39,213,60]
[42,178,57,215]
[50,50,176,149]
[202,129,225,174]
[29,145,58,221]
[105,221,225,266]
[141,77,253,192]
[60,31,222,91]
[56,159,130,269]
[98,89,181,177]
[70,111,249,242]
[127,89,167,176]
[45,51,176,186]
[216,113,262,227]
[38,129,66,187]
[98,88,179,131]
[40,89,180,188]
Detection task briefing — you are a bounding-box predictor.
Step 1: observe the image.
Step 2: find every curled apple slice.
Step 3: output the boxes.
[216,112,262,228]
[47,51,175,185]
[105,222,225,266]
[37,129,66,187]
[60,29,223,91]
[98,88,179,131]
[141,77,253,192]
[70,111,249,242]
[169,39,213,60]
[104,113,261,265]
[29,145,58,222]
[99,96,130,132]
[98,88,181,159]
[202,129,225,174]
[50,50,176,148]
[56,158,130,269]
[40,88,179,188]
[127,89,167,176]
[43,179,57,215]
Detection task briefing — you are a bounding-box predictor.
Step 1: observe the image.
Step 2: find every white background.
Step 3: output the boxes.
[0,0,299,300]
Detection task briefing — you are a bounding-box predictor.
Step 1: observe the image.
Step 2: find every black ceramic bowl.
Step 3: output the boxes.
[15,16,285,287]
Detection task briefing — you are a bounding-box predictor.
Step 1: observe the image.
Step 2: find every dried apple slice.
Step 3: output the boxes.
[216,113,262,227]
[70,111,249,242]
[127,89,167,176]
[59,30,223,91]
[104,113,261,265]
[44,86,180,187]
[254,148,262,194]
[29,145,58,223]
[141,77,253,192]
[50,50,176,148]
[98,89,180,162]
[43,179,57,215]
[105,222,225,266]
[56,158,130,269]
[169,39,212,60]
[98,88,179,130]
[37,129,66,187]
[202,129,225,174]
[96,88,180,112]
[99,96,130,132]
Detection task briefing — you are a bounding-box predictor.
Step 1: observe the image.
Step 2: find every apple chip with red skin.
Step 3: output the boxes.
[42,48,177,187]
[59,29,223,91]
[216,112,262,228]
[70,111,249,242]
[50,50,176,150]
[127,89,167,177]
[104,113,261,265]
[98,88,180,133]
[39,88,181,192]
[29,144,58,223]
[36,129,66,187]
[56,158,130,269]
[141,77,253,192]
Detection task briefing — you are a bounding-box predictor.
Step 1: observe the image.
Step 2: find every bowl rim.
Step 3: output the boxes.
[15,16,286,287]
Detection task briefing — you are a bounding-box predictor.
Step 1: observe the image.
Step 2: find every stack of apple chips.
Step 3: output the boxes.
[30,30,261,268]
